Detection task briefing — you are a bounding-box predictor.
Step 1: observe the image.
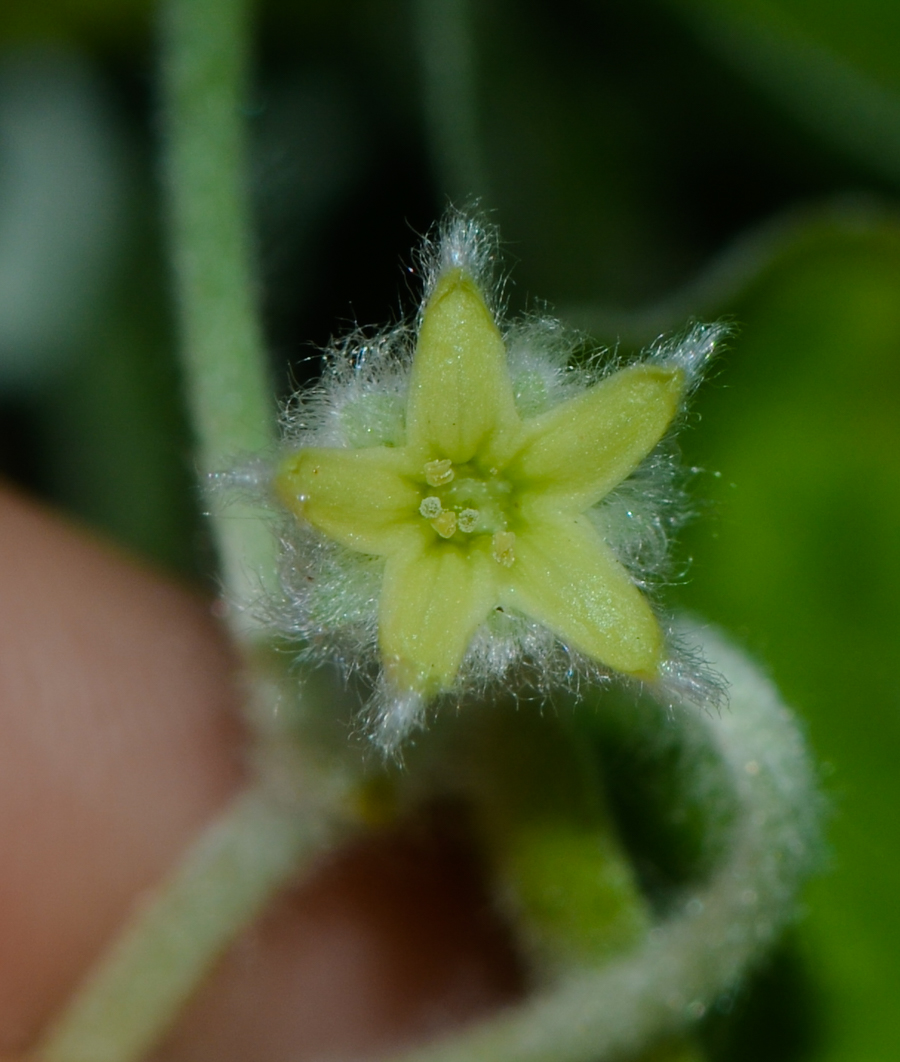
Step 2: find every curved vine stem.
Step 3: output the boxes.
[384,624,821,1062]
[32,789,332,1062]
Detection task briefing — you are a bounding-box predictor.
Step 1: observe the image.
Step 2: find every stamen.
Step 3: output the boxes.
[457,508,479,533]
[424,458,454,487]
[432,510,458,538]
[419,496,442,519]
[491,530,516,567]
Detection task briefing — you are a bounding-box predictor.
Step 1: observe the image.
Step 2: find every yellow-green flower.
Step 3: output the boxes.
[275,238,706,735]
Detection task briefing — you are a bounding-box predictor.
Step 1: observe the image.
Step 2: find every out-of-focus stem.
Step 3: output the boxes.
[413,0,489,203]
[30,6,342,1062]
[384,624,821,1062]
[33,788,328,1062]
[161,0,277,634]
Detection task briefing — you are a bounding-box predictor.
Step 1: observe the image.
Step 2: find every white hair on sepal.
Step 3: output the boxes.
[649,320,731,396]
[280,323,413,452]
[589,443,691,596]
[266,522,383,689]
[369,679,428,756]
[504,314,594,416]
[415,208,506,321]
[658,623,730,716]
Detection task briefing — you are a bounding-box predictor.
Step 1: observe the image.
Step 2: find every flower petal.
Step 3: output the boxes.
[510,364,683,513]
[379,540,497,695]
[499,515,663,677]
[275,447,420,555]
[406,269,520,464]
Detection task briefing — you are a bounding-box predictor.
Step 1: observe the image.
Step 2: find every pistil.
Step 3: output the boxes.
[417,461,515,563]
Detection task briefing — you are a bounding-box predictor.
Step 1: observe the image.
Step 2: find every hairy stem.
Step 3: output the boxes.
[385,625,821,1062]
[161,0,277,631]
[29,8,344,1062]
[33,788,332,1062]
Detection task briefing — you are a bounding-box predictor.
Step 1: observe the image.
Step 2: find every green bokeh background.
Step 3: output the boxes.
[1,1,898,1059]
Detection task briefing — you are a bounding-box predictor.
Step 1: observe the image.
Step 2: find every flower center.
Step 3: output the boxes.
[417,459,516,567]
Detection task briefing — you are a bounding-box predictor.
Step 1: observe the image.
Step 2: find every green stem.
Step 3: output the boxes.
[161,0,278,629]
[413,0,489,202]
[383,625,820,1062]
[33,788,331,1062]
[29,8,343,1061]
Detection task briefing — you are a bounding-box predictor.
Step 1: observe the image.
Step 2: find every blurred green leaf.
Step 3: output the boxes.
[690,0,900,90]
[676,219,900,1062]
[672,0,900,187]
[0,0,151,48]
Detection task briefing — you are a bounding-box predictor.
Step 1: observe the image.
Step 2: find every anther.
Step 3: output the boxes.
[457,508,479,533]
[491,530,516,567]
[419,496,442,519]
[424,458,454,487]
[432,510,458,538]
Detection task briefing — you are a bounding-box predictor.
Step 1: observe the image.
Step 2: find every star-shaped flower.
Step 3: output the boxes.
[275,255,694,739]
